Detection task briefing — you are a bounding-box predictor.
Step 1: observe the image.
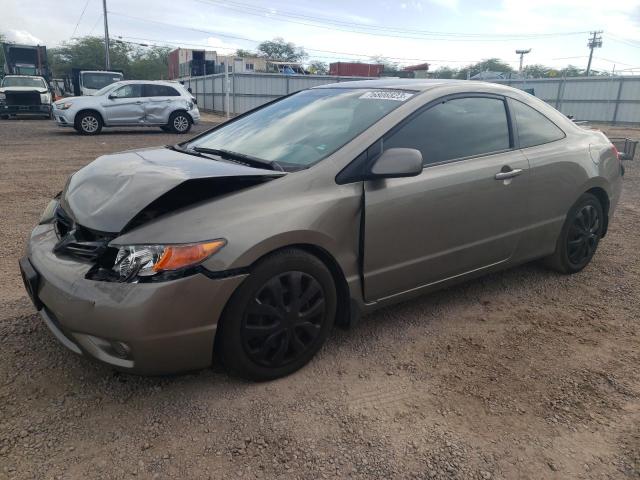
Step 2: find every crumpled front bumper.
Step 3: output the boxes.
[23,224,246,375]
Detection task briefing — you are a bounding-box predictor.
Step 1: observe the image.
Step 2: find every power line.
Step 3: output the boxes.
[196,0,590,41]
[606,34,640,49]
[71,0,92,38]
[113,34,484,65]
[88,14,103,35]
[107,14,498,64]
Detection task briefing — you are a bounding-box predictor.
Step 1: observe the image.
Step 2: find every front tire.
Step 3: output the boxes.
[217,249,337,381]
[545,193,604,274]
[75,111,102,135]
[167,111,192,134]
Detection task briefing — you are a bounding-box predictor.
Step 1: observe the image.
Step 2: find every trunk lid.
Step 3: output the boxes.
[61,147,286,233]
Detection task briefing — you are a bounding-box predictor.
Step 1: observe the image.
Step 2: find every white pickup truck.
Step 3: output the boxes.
[0,75,52,119]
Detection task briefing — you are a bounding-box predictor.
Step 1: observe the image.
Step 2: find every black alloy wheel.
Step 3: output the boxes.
[217,249,336,381]
[241,271,325,368]
[545,193,604,274]
[567,204,600,267]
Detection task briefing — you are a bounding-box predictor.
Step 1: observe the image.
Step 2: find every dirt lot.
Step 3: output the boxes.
[0,118,639,480]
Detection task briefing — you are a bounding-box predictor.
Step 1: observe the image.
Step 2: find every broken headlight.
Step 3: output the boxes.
[39,199,59,224]
[112,240,226,282]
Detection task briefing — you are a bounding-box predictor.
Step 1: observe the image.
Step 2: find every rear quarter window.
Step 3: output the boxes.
[510,99,565,148]
[145,85,180,97]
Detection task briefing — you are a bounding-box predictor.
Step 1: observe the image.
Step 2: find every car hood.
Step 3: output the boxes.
[60,147,286,233]
[54,95,92,105]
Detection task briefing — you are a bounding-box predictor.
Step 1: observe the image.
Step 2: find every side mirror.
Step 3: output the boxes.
[369,148,423,179]
[108,94,116,100]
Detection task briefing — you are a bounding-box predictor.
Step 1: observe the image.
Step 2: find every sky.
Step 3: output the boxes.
[1,0,640,73]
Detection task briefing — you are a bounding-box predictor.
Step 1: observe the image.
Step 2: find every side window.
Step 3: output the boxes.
[145,84,180,97]
[384,97,510,165]
[111,84,141,98]
[510,99,565,148]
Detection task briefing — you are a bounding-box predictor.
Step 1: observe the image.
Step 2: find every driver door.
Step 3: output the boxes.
[363,95,530,301]
[102,84,145,125]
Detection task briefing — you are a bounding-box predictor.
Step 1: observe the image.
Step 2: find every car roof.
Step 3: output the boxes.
[312,78,505,92]
[116,80,182,87]
[3,75,46,79]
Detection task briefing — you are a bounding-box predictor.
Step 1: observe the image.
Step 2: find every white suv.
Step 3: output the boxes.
[52,80,200,135]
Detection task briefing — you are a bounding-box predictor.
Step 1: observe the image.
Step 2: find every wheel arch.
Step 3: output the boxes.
[211,242,354,368]
[170,108,193,122]
[74,108,104,127]
[585,186,610,236]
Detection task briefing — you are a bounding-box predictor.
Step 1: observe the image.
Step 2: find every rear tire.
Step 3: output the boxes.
[544,193,604,274]
[217,249,337,381]
[75,111,102,135]
[167,111,192,134]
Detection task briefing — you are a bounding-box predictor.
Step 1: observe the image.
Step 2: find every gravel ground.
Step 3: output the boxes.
[0,118,639,480]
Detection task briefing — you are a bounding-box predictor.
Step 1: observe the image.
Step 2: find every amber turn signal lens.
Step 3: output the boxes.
[152,240,226,272]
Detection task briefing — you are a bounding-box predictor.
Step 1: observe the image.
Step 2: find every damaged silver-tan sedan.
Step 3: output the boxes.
[20,79,623,380]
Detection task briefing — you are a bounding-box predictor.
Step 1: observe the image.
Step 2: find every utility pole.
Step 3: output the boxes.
[586,30,603,76]
[516,49,531,75]
[102,0,110,69]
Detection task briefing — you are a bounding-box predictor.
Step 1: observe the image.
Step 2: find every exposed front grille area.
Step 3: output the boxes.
[53,206,116,263]
[5,91,41,106]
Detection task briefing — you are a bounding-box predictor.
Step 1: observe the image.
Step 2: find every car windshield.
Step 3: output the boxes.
[1,77,46,88]
[82,72,123,90]
[187,88,415,169]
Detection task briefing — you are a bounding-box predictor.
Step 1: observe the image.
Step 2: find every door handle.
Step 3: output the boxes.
[495,168,523,180]
[135,101,143,105]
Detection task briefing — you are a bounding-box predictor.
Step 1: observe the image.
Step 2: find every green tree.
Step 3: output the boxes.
[431,66,458,79]
[257,38,307,61]
[307,61,328,75]
[127,45,171,79]
[559,65,584,77]
[456,58,514,79]
[49,36,132,77]
[522,64,551,78]
[47,37,171,80]
[235,48,255,58]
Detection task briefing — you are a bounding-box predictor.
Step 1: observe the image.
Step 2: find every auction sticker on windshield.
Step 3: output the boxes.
[360,91,414,101]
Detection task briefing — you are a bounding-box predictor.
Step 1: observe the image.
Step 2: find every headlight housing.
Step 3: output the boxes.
[40,93,51,105]
[0,92,5,100]
[39,199,59,224]
[112,240,226,282]
[56,102,73,110]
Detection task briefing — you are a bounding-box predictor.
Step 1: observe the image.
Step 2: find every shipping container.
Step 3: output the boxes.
[329,62,384,77]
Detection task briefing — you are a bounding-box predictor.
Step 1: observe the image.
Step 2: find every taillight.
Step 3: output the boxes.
[611,144,621,161]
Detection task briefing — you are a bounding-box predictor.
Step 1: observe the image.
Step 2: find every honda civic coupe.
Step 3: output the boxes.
[21,79,623,380]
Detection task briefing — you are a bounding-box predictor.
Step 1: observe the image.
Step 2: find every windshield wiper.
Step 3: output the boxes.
[166,143,208,158]
[191,146,284,172]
